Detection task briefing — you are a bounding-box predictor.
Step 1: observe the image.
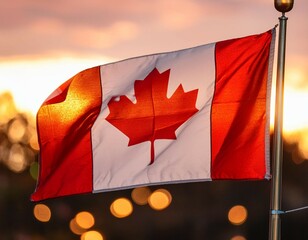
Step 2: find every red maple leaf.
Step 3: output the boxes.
[106,68,199,165]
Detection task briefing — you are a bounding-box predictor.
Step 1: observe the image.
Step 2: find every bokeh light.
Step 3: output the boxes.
[69,218,87,235]
[75,211,95,229]
[7,117,27,143]
[110,198,133,218]
[0,134,10,163]
[81,230,103,240]
[33,204,51,222]
[0,92,38,173]
[230,236,247,240]
[148,189,172,211]
[228,205,248,225]
[0,92,18,125]
[29,133,39,151]
[6,143,27,173]
[131,186,152,205]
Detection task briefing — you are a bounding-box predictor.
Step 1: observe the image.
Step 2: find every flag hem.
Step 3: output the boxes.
[264,27,277,180]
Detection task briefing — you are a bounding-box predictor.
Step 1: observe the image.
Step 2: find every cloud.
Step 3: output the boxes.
[70,21,140,48]
[0,0,306,62]
[0,0,151,58]
[157,0,203,30]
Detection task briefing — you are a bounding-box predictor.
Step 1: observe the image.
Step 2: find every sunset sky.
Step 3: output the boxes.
[0,0,307,154]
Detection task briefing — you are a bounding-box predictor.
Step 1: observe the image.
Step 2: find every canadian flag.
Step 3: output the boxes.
[32,29,275,201]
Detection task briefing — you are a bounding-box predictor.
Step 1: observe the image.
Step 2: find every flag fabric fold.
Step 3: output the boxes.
[32,29,275,201]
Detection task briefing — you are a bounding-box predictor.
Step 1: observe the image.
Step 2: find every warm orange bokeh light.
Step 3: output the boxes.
[7,143,27,173]
[33,204,51,222]
[0,92,18,125]
[131,186,152,205]
[75,211,95,229]
[29,133,40,151]
[228,205,248,225]
[69,218,86,235]
[81,230,104,240]
[231,236,247,240]
[7,118,27,143]
[110,198,133,218]
[148,189,172,211]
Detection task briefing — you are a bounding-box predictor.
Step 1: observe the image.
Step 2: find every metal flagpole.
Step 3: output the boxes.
[269,1,294,240]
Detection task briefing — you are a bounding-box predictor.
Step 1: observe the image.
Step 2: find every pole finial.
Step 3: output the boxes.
[274,0,294,13]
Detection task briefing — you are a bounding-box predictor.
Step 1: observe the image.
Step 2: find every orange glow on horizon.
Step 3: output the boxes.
[1,58,307,131]
[1,58,308,164]
[0,57,112,114]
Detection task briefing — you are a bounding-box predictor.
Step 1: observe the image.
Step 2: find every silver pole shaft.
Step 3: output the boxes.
[269,14,288,240]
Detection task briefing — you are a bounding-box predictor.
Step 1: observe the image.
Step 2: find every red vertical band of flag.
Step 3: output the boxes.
[32,67,102,201]
[211,31,272,179]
